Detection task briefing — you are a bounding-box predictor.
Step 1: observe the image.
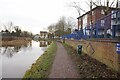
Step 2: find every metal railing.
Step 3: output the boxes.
[61,10,120,41]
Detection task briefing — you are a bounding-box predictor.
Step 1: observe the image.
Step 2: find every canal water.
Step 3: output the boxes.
[0,40,50,78]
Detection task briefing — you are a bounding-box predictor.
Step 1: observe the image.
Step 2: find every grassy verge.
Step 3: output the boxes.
[62,43,78,56]
[23,42,57,79]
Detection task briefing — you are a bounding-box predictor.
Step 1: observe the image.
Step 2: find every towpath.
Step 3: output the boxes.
[49,42,80,78]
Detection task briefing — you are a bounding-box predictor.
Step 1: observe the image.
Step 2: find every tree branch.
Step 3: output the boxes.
[110,0,116,7]
[71,2,86,16]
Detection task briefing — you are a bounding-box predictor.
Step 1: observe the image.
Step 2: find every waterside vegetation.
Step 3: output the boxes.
[23,42,57,78]
[1,38,32,46]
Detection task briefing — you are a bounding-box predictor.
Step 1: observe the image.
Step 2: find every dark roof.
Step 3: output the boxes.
[40,31,47,33]
[77,6,117,19]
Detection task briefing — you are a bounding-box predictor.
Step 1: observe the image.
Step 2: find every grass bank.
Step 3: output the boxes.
[2,38,31,46]
[62,43,119,78]
[23,42,57,78]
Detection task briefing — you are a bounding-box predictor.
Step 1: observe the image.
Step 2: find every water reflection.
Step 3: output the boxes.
[1,41,51,58]
[39,41,52,52]
[1,41,31,58]
[1,40,51,78]
[39,40,51,47]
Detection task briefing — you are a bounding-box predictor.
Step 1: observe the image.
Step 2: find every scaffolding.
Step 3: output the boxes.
[61,10,120,40]
[84,10,120,39]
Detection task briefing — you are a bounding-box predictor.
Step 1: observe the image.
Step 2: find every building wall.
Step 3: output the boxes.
[40,32,48,39]
[95,9,105,21]
[87,8,107,28]
[87,11,96,26]
[78,18,83,30]
[78,7,114,28]
[83,15,87,29]
[82,40,119,72]
[78,7,104,29]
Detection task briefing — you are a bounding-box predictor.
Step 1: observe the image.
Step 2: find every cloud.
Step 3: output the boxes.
[0,0,90,34]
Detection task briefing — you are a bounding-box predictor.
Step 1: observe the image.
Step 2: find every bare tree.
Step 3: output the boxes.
[3,21,14,33]
[47,16,76,37]
[69,2,87,30]
[66,17,76,30]
[57,16,66,31]
[70,2,86,16]
[14,26,21,36]
[91,0,118,14]
[48,24,56,33]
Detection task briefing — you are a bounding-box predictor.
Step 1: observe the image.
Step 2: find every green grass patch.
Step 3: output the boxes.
[62,43,77,55]
[23,42,57,79]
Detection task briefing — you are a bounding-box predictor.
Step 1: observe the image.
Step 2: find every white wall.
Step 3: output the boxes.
[83,15,87,29]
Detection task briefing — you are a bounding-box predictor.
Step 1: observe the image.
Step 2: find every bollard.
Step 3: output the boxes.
[63,38,65,43]
[77,45,82,55]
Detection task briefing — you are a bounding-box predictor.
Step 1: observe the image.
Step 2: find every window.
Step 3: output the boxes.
[101,20,105,26]
[101,10,105,14]
[92,11,94,15]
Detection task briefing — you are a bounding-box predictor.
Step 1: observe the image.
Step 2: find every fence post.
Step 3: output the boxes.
[96,22,98,38]
[112,25,116,38]
[84,27,87,39]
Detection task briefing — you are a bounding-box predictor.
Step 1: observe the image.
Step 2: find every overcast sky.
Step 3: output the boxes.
[0,0,117,34]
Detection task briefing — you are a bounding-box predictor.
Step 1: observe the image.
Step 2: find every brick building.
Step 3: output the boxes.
[77,6,120,38]
[40,31,48,39]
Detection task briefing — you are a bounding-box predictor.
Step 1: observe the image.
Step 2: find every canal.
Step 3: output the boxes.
[0,40,50,78]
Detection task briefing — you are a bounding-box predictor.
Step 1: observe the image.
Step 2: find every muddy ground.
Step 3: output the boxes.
[63,43,120,78]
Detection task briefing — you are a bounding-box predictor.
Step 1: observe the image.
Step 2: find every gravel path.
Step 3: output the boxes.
[49,42,80,78]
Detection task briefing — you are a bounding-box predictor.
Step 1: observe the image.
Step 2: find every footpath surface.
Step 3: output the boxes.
[49,42,80,78]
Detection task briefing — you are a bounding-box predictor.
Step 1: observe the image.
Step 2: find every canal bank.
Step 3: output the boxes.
[23,42,57,78]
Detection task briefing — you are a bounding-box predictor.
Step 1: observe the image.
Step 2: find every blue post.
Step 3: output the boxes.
[84,27,87,39]
[96,22,99,38]
[104,17,107,38]
[112,25,116,38]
